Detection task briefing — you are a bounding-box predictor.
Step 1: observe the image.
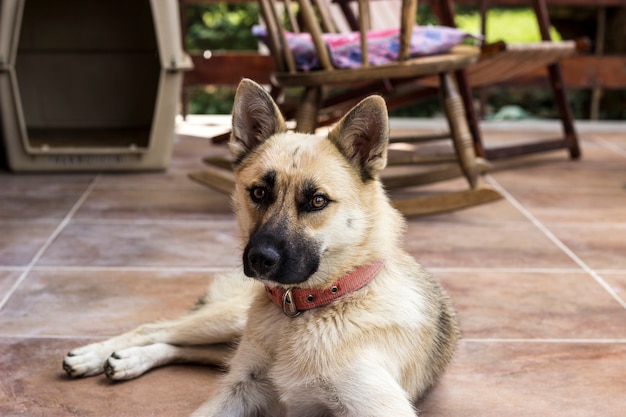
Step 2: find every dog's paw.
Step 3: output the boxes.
[63,343,113,378]
[104,346,156,381]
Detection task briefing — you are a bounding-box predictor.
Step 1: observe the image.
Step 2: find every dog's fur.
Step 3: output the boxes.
[62,79,459,417]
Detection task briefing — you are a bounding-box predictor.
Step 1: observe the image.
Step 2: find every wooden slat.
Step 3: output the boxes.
[188,165,235,194]
[485,55,626,89]
[399,0,417,61]
[391,185,502,217]
[484,138,569,159]
[183,52,275,86]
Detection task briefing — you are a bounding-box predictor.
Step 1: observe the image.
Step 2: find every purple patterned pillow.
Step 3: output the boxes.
[253,25,477,71]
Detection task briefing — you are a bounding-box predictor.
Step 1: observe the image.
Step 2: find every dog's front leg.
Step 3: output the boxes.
[190,338,282,417]
[63,278,253,378]
[330,355,418,417]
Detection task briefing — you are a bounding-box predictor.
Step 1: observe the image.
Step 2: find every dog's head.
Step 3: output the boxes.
[230,79,395,288]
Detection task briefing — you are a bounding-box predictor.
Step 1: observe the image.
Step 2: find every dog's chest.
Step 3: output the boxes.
[249,301,349,369]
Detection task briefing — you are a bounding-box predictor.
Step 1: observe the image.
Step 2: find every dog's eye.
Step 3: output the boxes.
[310,194,329,211]
[250,186,267,203]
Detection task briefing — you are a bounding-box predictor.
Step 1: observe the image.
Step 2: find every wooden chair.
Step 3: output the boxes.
[190,0,502,217]
[430,0,588,160]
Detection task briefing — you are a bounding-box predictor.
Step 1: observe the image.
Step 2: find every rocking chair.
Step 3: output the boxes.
[190,0,502,217]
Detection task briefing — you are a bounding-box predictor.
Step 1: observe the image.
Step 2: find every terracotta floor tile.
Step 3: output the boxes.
[588,132,626,154]
[507,188,626,224]
[93,138,228,192]
[404,219,577,269]
[0,172,95,190]
[0,337,218,417]
[0,183,89,220]
[602,272,626,302]
[74,187,232,221]
[0,220,60,266]
[549,225,626,270]
[437,270,626,339]
[170,134,230,161]
[419,341,626,417]
[489,148,625,192]
[95,161,209,191]
[0,269,212,338]
[36,220,241,268]
[0,269,22,298]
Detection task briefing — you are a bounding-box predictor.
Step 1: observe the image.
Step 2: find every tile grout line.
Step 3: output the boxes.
[28,265,236,273]
[590,135,626,159]
[0,175,102,311]
[463,338,626,344]
[68,218,237,226]
[486,174,626,310]
[429,267,591,274]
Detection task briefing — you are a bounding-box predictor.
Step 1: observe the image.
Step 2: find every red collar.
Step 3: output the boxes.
[264,260,385,317]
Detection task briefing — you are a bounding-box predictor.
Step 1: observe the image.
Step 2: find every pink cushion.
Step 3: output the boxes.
[253,25,477,71]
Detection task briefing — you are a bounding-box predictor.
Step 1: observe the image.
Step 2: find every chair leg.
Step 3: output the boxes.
[296,86,322,133]
[546,63,582,159]
[532,0,581,160]
[440,73,478,189]
[455,69,485,158]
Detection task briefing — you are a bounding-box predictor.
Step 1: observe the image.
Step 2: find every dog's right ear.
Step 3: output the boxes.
[230,79,286,165]
[328,95,389,181]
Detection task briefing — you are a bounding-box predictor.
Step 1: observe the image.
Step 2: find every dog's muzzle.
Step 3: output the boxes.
[242,222,321,285]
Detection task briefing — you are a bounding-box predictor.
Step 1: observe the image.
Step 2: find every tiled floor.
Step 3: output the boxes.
[1,119,625,416]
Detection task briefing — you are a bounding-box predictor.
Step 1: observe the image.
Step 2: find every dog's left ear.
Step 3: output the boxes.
[328,95,389,181]
[230,78,286,165]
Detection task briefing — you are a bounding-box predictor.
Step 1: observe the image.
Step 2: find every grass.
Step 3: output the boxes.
[455,8,562,43]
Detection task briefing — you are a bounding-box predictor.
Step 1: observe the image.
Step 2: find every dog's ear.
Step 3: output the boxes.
[230,79,286,165]
[328,95,389,181]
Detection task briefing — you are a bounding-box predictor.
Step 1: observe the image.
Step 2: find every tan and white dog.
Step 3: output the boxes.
[63,79,459,417]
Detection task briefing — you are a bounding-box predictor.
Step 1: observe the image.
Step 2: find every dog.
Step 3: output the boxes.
[62,78,459,417]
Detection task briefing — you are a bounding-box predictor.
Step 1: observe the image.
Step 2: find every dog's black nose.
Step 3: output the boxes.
[247,246,281,276]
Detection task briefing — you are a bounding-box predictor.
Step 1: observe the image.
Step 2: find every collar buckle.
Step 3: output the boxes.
[281,288,301,318]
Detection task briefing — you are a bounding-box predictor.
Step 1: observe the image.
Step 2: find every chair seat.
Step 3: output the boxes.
[274,45,480,87]
[468,41,579,87]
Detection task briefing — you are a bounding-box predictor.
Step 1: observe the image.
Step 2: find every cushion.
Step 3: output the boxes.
[253,25,477,71]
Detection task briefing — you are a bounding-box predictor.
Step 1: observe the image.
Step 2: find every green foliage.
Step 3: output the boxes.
[185,4,259,53]
[416,4,439,25]
[187,86,238,115]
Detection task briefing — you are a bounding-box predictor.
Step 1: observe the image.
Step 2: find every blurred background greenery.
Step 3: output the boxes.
[183,3,624,120]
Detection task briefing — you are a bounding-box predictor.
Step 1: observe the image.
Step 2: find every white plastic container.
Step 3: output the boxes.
[0,0,191,171]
